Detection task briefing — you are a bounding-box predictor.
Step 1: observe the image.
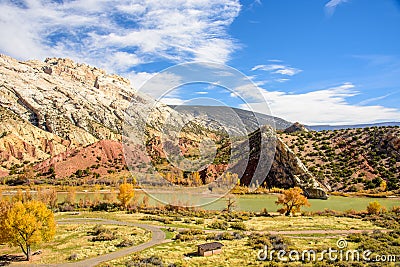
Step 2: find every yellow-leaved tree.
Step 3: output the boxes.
[117,181,135,210]
[0,200,56,261]
[276,187,310,216]
[0,200,12,242]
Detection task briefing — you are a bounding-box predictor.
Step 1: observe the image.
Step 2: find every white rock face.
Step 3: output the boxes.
[0,54,193,145]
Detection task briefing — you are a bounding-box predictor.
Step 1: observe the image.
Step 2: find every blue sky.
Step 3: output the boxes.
[0,0,400,125]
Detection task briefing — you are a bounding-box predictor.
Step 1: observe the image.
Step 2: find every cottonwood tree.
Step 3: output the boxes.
[192,171,202,186]
[0,200,56,261]
[140,195,149,209]
[118,181,135,209]
[367,201,382,215]
[19,166,35,184]
[0,200,12,241]
[37,188,58,210]
[275,187,310,216]
[65,186,76,205]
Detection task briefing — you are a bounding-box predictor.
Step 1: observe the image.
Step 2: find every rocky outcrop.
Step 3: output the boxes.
[269,138,328,199]
[380,131,400,154]
[284,122,308,133]
[238,126,327,199]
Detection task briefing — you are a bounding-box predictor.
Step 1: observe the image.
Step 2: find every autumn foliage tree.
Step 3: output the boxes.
[65,186,76,205]
[0,200,12,241]
[367,201,382,215]
[276,187,310,216]
[37,188,58,210]
[0,200,56,261]
[117,181,135,210]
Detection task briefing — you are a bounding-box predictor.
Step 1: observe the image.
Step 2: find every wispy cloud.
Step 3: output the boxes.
[135,71,184,100]
[275,78,289,83]
[325,0,349,16]
[0,0,241,73]
[352,54,398,67]
[160,97,186,105]
[251,64,302,76]
[239,83,400,125]
[358,93,392,106]
[248,0,262,10]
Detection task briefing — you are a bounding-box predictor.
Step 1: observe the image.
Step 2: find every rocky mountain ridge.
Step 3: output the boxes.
[0,54,327,198]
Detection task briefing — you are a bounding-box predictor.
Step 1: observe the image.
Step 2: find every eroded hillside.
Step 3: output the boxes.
[279,126,400,193]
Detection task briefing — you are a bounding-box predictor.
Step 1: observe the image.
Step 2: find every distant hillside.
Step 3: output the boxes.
[171,105,400,133]
[279,126,400,193]
[168,105,292,132]
[308,122,400,131]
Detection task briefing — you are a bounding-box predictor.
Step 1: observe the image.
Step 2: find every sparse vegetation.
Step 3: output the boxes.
[279,126,400,193]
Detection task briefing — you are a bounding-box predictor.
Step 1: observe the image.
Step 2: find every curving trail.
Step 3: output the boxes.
[13,218,167,267]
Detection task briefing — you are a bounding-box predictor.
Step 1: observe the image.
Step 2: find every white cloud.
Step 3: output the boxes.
[195,91,209,95]
[137,71,184,99]
[358,94,392,106]
[159,97,185,105]
[233,83,266,102]
[104,52,142,73]
[251,64,302,76]
[239,83,400,125]
[0,0,241,73]
[325,0,348,16]
[125,71,155,90]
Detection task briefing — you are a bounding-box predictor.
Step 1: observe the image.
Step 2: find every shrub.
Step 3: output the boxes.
[91,231,116,241]
[195,219,204,225]
[90,225,117,241]
[367,201,382,215]
[141,216,172,224]
[67,253,79,261]
[128,256,164,267]
[208,220,229,230]
[247,233,272,249]
[206,233,217,240]
[216,232,234,240]
[230,221,247,230]
[91,202,120,212]
[58,202,75,212]
[175,229,204,241]
[116,238,135,247]
[391,206,400,215]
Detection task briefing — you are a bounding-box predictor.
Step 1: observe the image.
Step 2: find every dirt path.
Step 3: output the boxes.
[259,229,389,235]
[11,218,167,267]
